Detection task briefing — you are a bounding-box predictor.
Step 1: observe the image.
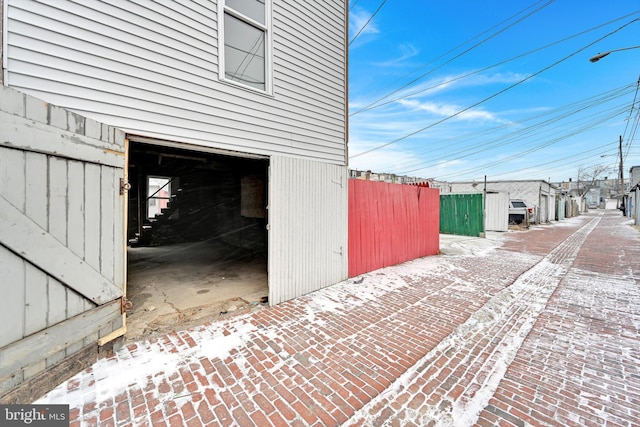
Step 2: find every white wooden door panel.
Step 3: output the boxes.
[0,194,121,305]
[0,89,126,396]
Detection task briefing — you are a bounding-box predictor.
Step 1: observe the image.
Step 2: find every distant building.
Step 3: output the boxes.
[443,179,557,224]
[629,166,640,189]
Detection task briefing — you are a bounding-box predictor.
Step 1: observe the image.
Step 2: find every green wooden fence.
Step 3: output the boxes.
[440,193,484,237]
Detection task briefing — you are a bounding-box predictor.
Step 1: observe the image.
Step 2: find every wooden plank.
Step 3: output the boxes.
[391,185,404,266]
[48,157,68,245]
[267,157,347,304]
[379,183,391,268]
[113,168,125,289]
[97,318,126,346]
[0,246,25,347]
[0,194,122,304]
[67,160,86,257]
[66,289,87,319]
[100,166,115,283]
[0,112,124,168]
[24,263,48,337]
[366,180,379,274]
[84,164,101,271]
[347,180,441,277]
[347,179,357,277]
[405,186,418,261]
[47,277,67,326]
[25,152,48,230]
[0,147,26,212]
[354,179,366,276]
[0,300,121,380]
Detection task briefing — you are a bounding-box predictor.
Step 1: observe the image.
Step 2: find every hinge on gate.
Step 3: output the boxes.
[121,297,133,313]
[120,178,132,195]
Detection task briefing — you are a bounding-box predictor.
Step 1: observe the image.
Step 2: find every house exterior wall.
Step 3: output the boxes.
[634,188,640,225]
[4,0,348,303]
[630,166,640,188]
[3,0,347,165]
[1,0,4,85]
[2,0,348,397]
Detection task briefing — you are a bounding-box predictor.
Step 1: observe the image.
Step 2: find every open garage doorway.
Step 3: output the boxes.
[125,141,269,341]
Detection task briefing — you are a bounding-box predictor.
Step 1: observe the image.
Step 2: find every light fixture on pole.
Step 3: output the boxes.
[589,45,640,62]
[589,46,638,213]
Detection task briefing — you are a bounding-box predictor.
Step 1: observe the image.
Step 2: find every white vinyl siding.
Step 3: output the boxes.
[269,156,348,305]
[485,191,510,232]
[4,0,346,164]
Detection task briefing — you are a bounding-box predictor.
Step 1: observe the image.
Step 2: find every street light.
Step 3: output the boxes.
[589,46,639,212]
[589,45,640,62]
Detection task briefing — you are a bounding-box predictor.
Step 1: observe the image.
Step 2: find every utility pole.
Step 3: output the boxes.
[619,135,625,212]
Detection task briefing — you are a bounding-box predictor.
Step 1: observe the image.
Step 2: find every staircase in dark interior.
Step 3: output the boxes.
[135,183,224,247]
[145,190,184,245]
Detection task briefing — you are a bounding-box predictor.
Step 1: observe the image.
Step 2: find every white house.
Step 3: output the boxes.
[0,0,347,401]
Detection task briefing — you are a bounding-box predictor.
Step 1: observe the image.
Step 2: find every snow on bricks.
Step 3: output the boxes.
[35,211,640,426]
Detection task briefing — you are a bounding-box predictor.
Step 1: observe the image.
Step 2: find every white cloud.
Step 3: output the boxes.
[349,145,423,176]
[350,70,529,118]
[374,44,420,67]
[349,8,380,42]
[397,99,505,123]
[470,72,529,85]
[348,143,472,180]
[399,71,528,100]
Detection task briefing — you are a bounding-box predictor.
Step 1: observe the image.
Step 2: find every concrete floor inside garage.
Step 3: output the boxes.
[125,240,268,342]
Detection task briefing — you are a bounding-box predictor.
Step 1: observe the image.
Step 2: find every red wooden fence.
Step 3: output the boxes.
[348,179,440,277]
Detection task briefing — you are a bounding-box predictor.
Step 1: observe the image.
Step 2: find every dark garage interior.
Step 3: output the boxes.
[125,142,269,340]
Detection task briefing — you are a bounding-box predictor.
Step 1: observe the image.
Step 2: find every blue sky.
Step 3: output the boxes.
[348,1,640,184]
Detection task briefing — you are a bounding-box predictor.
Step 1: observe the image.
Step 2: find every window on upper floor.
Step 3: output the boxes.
[220,0,271,92]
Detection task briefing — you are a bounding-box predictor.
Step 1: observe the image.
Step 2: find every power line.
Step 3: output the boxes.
[349,0,388,45]
[350,18,640,160]
[436,106,631,180]
[351,0,556,115]
[352,11,640,116]
[488,142,619,180]
[396,83,636,173]
[397,93,633,179]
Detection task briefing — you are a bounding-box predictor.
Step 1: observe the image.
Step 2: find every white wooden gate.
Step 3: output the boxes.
[0,87,126,396]
[485,191,509,232]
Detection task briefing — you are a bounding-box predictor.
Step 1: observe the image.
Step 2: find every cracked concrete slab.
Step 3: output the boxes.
[125,239,268,342]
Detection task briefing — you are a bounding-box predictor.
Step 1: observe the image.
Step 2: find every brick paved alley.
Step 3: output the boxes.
[36,210,640,426]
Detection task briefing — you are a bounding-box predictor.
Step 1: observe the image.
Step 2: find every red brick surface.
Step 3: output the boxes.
[35,211,639,426]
